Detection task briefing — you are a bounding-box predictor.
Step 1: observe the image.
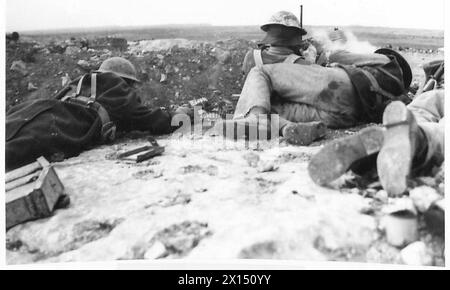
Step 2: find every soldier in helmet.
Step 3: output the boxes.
[6,57,189,171]
[242,11,318,77]
[216,48,412,146]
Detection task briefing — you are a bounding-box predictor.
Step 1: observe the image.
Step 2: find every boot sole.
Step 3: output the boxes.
[308,126,384,185]
[377,101,414,196]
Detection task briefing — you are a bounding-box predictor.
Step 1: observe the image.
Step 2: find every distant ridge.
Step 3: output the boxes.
[13,23,444,35]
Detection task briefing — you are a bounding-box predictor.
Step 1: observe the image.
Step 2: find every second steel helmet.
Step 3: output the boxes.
[375,48,412,89]
[96,57,140,82]
[260,11,307,36]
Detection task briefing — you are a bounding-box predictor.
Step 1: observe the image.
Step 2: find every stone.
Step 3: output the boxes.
[383,197,418,216]
[27,82,38,91]
[400,242,433,266]
[160,73,167,83]
[409,186,441,213]
[65,46,82,55]
[143,241,167,259]
[10,60,28,76]
[257,161,278,173]
[77,60,91,70]
[215,49,232,64]
[374,190,388,203]
[242,152,260,167]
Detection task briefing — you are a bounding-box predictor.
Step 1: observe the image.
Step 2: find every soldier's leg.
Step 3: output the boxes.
[377,90,444,195]
[234,63,357,122]
[378,91,444,196]
[271,103,327,145]
[5,134,47,172]
[408,89,444,123]
[308,126,384,185]
[226,63,358,142]
[409,90,445,172]
[328,50,390,66]
[308,90,445,190]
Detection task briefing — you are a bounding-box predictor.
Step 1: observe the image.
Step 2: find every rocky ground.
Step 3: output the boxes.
[5,31,445,266]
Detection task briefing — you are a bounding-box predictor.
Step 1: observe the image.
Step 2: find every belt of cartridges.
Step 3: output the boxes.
[61,73,116,142]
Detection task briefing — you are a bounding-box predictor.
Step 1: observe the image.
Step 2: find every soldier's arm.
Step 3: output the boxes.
[242,50,255,78]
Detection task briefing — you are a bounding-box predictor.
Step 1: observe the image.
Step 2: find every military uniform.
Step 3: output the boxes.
[242,11,315,77]
[234,49,412,130]
[407,89,444,172]
[6,72,174,171]
[242,46,314,77]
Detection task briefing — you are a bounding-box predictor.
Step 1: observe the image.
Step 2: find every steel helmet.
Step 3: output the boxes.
[96,57,140,82]
[261,11,307,36]
[375,48,412,89]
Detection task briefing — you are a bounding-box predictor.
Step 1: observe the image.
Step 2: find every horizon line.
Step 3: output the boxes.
[8,23,445,35]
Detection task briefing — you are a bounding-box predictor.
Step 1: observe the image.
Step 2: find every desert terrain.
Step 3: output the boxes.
[5,25,445,266]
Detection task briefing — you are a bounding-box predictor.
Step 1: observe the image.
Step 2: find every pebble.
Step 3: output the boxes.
[77,60,91,70]
[27,82,38,91]
[143,241,167,259]
[257,161,278,173]
[10,60,28,76]
[400,242,433,266]
[374,190,388,203]
[242,152,260,167]
[409,186,441,213]
[65,46,81,55]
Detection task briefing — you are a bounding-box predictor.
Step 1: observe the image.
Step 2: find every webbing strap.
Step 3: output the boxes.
[377,66,404,90]
[253,49,263,67]
[90,73,97,100]
[75,75,86,96]
[61,73,116,142]
[359,69,399,100]
[283,54,302,64]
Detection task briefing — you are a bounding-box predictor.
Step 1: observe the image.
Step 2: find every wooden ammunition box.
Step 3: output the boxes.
[6,157,65,231]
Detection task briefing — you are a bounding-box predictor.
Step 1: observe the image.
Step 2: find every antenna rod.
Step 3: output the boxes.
[300,5,303,28]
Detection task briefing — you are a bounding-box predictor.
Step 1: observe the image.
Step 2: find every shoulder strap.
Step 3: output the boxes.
[75,74,86,96]
[90,73,97,100]
[253,49,263,67]
[284,54,302,64]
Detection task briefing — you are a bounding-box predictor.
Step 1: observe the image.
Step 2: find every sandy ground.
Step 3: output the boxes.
[6,130,445,265]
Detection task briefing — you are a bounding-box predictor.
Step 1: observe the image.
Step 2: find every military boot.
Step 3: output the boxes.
[308,126,384,185]
[281,121,327,146]
[377,101,428,196]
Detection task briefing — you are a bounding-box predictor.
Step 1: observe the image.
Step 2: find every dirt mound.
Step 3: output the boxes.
[5,37,254,116]
[128,38,204,54]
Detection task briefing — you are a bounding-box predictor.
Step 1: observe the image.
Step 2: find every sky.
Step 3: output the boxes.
[5,0,446,32]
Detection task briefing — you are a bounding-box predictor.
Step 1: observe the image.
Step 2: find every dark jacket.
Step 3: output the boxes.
[6,72,173,171]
